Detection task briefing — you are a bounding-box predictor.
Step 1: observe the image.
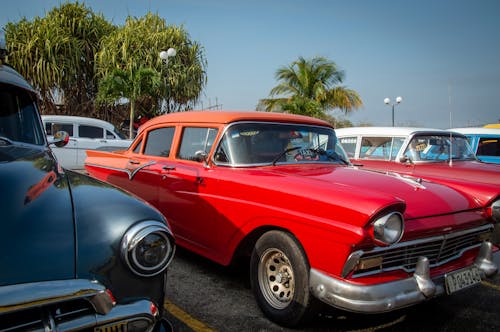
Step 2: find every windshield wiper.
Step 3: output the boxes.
[0,136,14,146]
[310,148,350,165]
[272,146,349,166]
[271,146,301,166]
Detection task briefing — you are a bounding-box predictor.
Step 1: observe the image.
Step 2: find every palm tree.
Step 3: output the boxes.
[97,67,161,138]
[261,56,362,119]
[95,13,207,115]
[4,2,113,115]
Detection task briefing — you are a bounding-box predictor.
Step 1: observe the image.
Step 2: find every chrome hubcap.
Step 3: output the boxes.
[258,248,295,309]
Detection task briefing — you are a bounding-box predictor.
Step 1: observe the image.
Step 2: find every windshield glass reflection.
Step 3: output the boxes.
[404,134,477,162]
[214,122,348,166]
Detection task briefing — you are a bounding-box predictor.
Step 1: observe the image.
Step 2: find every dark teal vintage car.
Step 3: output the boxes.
[0,41,175,331]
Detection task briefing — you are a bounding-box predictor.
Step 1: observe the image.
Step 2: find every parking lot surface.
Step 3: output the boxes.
[164,249,500,332]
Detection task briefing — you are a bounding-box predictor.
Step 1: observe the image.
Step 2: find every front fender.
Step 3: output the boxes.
[66,171,169,308]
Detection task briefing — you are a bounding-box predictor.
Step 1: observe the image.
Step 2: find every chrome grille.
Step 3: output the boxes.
[353,224,493,277]
[0,299,93,332]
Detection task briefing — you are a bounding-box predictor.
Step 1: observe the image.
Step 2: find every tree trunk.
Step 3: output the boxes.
[129,100,135,139]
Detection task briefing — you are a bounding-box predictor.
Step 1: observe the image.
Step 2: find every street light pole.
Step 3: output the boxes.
[384,96,403,127]
[159,48,176,113]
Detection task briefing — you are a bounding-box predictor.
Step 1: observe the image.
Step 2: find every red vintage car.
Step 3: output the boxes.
[335,127,500,185]
[85,111,499,327]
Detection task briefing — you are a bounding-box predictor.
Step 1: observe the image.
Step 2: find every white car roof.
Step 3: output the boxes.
[41,115,117,131]
[335,126,452,137]
[449,127,500,135]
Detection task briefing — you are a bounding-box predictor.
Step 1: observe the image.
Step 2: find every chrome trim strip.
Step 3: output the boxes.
[85,161,156,180]
[129,161,156,180]
[0,279,111,315]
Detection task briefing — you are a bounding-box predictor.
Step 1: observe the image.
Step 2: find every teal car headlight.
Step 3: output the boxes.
[372,212,404,246]
[121,221,175,277]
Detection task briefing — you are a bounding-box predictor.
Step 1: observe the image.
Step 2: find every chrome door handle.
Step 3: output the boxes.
[129,160,140,165]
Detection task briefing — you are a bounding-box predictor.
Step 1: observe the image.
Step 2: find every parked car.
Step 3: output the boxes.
[42,115,132,169]
[335,127,500,185]
[1,48,174,331]
[449,127,500,164]
[85,111,499,327]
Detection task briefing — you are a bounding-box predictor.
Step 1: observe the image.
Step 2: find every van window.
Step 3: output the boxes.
[338,137,357,158]
[106,130,115,139]
[46,122,73,136]
[477,137,500,157]
[79,125,103,139]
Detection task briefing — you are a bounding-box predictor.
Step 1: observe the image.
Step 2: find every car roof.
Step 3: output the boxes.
[334,126,454,137]
[41,115,117,130]
[0,64,36,94]
[449,127,500,135]
[142,111,332,129]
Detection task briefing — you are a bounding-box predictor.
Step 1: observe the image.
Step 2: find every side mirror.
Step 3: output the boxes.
[194,150,208,163]
[49,131,69,147]
[399,155,413,164]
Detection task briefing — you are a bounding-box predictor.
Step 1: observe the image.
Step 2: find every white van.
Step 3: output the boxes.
[42,115,132,169]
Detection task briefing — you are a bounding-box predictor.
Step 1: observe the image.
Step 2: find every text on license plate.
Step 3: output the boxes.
[445,266,481,294]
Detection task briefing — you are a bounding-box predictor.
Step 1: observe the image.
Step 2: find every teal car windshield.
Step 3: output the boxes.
[404,134,477,162]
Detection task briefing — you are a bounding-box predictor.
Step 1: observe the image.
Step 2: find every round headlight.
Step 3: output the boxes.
[373,212,404,245]
[491,199,500,223]
[121,221,175,277]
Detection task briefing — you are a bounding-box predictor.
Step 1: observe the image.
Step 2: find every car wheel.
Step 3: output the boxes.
[250,230,316,327]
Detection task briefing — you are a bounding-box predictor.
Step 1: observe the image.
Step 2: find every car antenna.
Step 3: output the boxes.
[448,83,453,167]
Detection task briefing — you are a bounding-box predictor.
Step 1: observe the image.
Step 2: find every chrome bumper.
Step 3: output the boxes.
[310,241,498,313]
[0,279,169,332]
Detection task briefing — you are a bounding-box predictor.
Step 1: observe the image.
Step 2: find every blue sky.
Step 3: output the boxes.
[2,0,499,128]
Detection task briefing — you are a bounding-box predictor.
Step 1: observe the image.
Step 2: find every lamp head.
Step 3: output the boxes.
[396,96,403,104]
[384,98,390,105]
[159,48,176,61]
[166,47,176,57]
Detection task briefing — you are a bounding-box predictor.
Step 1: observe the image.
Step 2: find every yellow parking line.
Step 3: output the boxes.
[481,280,500,291]
[164,300,216,332]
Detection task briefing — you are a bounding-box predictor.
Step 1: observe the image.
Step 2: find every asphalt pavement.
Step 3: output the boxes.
[163,249,500,332]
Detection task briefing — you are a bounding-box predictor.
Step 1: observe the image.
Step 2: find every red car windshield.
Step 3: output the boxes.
[214,122,348,166]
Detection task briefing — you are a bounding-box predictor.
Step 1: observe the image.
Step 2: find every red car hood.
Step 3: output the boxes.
[263,165,482,220]
[412,160,500,185]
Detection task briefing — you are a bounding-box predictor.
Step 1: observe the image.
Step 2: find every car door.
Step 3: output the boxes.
[157,126,219,255]
[106,126,177,208]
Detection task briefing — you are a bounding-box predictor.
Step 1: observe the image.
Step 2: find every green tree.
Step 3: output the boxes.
[97,67,161,138]
[4,1,113,114]
[261,56,363,119]
[96,12,207,122]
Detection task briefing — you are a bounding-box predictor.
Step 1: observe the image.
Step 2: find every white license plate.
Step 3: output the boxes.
[445,266,481,294]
